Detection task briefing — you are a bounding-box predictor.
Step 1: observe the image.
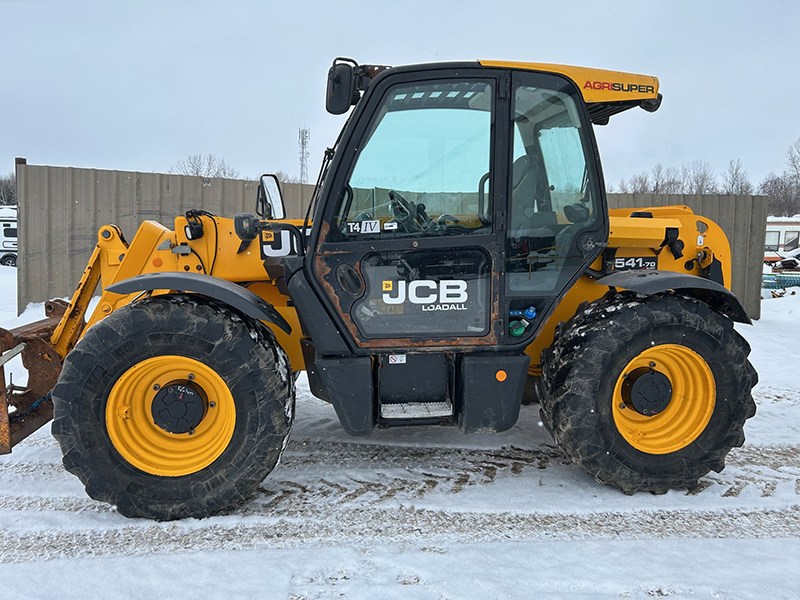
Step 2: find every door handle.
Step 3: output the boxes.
[335,263,364,297]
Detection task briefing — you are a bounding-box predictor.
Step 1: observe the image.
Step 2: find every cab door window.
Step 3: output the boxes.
[331,80,493,240]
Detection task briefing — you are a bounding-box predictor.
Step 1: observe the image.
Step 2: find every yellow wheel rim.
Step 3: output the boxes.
[105,356,236,477]
[612,344,715,455]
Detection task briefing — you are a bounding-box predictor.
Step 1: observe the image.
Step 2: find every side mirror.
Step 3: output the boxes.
[326,59,357,115]
[257,174,286,220]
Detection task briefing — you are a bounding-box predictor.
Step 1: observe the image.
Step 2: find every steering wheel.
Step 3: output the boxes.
[388,190,426,232]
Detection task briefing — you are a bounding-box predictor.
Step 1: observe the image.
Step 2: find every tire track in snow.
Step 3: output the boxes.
[0,493,109,513]
[753,386,800,406]
[1,505,798,564]
[4,441,795,480]
[2,443,799,507]
[724,444,800,470]
[0,462,67,481]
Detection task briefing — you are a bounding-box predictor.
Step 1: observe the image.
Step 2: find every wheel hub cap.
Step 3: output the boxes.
[151,383,205,434]
[623,368,673,416]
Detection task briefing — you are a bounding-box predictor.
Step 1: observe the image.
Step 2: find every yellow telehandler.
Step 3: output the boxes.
[0,58,756,519]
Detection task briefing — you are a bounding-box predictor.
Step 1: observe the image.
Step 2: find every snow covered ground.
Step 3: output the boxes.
[0,265,798,599]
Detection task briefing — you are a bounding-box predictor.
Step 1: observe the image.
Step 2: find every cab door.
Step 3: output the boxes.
[310,69,506,350]
[501,70,607,343]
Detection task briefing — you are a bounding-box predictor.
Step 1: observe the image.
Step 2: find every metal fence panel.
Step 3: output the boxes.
[15,163,268,312]
[15,162,768,320]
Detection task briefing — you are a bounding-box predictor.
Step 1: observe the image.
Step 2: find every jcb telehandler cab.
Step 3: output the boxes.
[0,58,756,520]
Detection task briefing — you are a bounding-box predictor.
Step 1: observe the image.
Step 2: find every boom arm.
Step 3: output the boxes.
[50,244,102,359]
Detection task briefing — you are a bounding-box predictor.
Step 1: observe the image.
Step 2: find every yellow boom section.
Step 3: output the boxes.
[47,216,307,371]
[479,60,659,105]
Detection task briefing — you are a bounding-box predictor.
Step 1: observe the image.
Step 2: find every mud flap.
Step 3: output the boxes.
[314,355,375,436]
[456,354,530,433]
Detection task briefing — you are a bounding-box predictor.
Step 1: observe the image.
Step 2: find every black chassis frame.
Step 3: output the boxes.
[298,61,610,357]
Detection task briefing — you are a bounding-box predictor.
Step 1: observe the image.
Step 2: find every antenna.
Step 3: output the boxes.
[298,127,310,185]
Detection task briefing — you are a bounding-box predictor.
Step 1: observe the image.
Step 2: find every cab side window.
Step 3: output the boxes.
[506,77,601,294]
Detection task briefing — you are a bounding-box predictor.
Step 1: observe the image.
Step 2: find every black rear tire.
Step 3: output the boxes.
[52,295,294,520]
[540,292,757,494]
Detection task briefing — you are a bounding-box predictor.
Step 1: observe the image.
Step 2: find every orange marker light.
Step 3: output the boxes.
[496,370,507,382]
[152,257,163,267]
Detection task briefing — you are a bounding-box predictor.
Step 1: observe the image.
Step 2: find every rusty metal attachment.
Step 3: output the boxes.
[0,300,69,454]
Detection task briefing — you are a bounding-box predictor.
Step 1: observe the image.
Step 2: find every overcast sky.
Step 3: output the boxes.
[2,0,799,190]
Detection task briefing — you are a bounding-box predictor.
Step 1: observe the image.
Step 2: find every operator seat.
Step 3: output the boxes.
[509,155,557,251]
[554,202,591,258]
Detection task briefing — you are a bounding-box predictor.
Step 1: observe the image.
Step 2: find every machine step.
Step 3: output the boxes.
[380,401,453,419]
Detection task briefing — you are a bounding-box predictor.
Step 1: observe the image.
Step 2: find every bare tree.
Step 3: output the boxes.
[273,170,302,184]
[759,172,800,217]
[721,159,754,195]
[681,160,718,195]
[615,142,797,207]
[628,171,651,194]
[650,164,683,194]
[649,164,667,194]
[757,139,800,216]
[617,164,682,195]
[788,137,800,184]
[171,154,240,179]
[663,167,684,193]
[0,173,16,205]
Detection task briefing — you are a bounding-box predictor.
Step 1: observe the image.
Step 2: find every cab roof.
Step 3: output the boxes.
[480,60,662,125]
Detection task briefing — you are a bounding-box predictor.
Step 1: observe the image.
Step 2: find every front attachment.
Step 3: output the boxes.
[0,300,68,454]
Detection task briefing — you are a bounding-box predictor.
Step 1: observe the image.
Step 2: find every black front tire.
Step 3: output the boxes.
[540,292,757,494]
[52,295,294,520]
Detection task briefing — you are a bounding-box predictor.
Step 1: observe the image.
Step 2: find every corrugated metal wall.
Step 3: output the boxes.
[15,163,313,312]
[15,162,767,319]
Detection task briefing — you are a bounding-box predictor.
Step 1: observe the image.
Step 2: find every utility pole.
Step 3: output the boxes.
[298,127,310,185]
